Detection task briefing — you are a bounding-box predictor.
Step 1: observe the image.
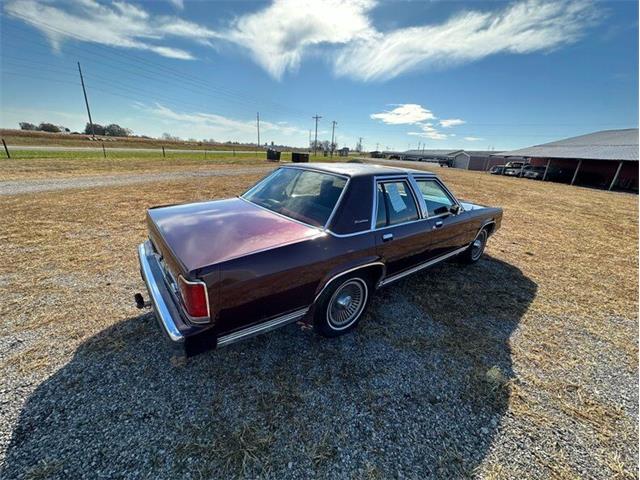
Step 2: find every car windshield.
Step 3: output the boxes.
[243,168,347,228]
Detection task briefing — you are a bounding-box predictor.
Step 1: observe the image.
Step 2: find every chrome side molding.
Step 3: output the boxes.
[378,245,469,287]
[217,307,309,347]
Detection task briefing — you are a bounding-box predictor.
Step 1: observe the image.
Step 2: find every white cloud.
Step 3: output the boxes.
[464,136,484,141]
[6,0,598,82]
[439,118,465,128]
[223,0,376,80]
[370,104,435,125]
[137,103,307,144]
[334,0,598,81]
[407,122,448,140]
[168,0,184,10]
[4,0,221,59]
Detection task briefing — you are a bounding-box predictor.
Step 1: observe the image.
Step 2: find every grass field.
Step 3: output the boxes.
[1,154,637,478]
[0,148,346,181]
[0,128,260,150]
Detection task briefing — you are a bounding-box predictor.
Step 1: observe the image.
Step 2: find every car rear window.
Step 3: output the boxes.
[243,168,347,227]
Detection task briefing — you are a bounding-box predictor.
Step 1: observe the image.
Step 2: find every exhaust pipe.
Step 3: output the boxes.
[134,293,151,309]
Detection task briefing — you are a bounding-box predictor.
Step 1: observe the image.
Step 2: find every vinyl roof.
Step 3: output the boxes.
[498,129,639,161]
[285,162,433,177]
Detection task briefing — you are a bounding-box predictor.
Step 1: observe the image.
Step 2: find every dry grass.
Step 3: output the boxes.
[0,128,259,150]
[1,159,637,477]
[0,150,337,181]
[0,151,267,181]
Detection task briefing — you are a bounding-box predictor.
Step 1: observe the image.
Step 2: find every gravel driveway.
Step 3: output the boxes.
[1,163,637,479]
[0,166,275,195]
[1,257,537,479]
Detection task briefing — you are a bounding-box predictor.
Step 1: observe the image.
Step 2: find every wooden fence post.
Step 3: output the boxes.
[162,146,166,158]
[102,143,106,158]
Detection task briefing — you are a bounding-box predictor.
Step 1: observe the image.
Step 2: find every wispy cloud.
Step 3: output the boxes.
[371,104,472,141]
[137,103,306,142]
[223,0,376,80]
[407,123,449,140]
[334,0,598,81]
[4,0,220,59]
[370,104,435,125]
[440,118,466,128]
[464,136,484,141]
[167,0,184,10]
[6,0,598,81]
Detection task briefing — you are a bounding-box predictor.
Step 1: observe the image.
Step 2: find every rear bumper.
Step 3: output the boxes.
[138,241,184,342]
[137,241,216,355]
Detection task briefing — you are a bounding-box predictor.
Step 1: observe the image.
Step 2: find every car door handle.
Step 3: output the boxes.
[432,221,444,230]
[382,233,394,242]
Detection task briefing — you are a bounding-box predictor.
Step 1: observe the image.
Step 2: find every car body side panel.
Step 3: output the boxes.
[423,212,476,258]
[215,232,376,335]
[373,220,434,275]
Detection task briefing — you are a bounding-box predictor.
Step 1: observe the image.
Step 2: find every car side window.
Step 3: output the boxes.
[416,179,455,217]
[375,180,419,227]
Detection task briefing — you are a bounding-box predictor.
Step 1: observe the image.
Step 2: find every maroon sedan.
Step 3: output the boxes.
[136,163,502,356]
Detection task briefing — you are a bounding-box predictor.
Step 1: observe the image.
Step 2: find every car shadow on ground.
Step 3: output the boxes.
[3,255,536,479]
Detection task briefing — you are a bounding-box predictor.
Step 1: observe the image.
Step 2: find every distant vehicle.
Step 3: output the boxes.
[370,151,384,158]
[388,154,401,160]
[523,166,547,180]
[489,165,505,175]
[504,163,531,177]
[505,161,525,168]
[136,163,502,356]
[438,159,452,167]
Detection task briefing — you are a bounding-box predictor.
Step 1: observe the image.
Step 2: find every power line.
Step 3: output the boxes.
[2,17,317,122]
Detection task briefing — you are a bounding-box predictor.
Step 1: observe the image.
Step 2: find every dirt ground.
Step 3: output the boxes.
[0,158,637,478]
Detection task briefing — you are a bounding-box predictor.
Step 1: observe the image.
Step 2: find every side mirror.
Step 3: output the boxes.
[449,204,461,215]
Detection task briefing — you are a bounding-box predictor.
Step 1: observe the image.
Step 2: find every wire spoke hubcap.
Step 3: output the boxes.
[471,231,487,260]
[328,279,367,329]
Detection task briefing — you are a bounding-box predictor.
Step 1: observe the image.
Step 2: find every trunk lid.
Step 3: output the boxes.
[147,197,321,274]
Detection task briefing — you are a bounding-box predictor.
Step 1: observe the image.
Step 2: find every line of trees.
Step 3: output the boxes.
[19,121,133,137]
[84,123,132,137]
[19,122,70,133]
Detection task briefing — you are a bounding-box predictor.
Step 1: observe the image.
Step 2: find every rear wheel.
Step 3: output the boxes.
[460,228,488,264]
[314,275,371,337]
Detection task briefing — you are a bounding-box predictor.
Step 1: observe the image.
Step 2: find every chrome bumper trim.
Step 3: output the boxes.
[217,307,308,347]
[138,242,184,343]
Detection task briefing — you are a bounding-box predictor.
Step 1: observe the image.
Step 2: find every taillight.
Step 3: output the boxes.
[178,276,210,320]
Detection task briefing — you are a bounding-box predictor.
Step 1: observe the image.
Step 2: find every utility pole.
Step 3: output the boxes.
[330,120,337,157]
[77,62,95,138]
[358,137,363,152]
[312,115,322,155]
[256,112,260,150]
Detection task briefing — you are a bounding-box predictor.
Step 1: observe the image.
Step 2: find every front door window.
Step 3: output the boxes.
[415,179,455,217]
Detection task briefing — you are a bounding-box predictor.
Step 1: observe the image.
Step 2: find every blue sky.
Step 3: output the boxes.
[0,0,637,150]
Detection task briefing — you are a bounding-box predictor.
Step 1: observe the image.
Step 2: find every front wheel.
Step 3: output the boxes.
[460,229,488,264]
[314,275,371,337]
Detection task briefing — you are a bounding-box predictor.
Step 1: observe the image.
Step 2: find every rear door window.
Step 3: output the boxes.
[375,180,419,227]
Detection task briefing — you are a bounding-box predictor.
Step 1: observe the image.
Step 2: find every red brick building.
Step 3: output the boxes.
[495,129,638,192]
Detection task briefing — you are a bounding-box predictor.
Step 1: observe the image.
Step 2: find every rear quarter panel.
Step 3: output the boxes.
[213,232,376,335]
